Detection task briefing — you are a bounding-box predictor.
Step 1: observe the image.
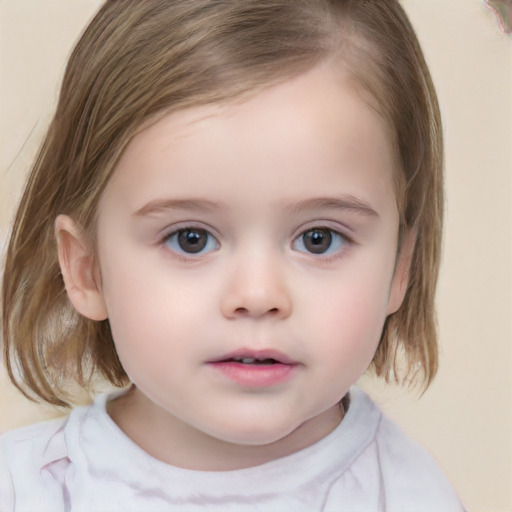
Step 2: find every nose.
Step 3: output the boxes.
[220,253,292,320]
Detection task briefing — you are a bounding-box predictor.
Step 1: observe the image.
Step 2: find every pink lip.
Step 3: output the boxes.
[208,348,297,365]
[207,348,299,387]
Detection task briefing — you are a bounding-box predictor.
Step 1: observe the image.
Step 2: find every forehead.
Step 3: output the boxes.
[100,62,396,217]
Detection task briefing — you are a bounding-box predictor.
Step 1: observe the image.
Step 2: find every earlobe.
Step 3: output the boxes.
[386,228,417,315]
[55,215,108,321]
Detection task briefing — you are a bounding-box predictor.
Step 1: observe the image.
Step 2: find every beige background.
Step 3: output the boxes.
[1,1,511,510]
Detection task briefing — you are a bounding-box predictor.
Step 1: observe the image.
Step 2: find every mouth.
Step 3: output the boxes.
[208,349,297,366]
[224,357,280,365]
[207,349,299,387]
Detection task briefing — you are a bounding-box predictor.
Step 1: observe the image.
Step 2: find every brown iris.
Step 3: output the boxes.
[302,228,333,254]
[177,229,209,253]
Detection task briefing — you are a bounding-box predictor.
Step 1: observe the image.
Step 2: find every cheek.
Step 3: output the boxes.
[105,290,194,393]
[298,265,393,357]
[99,257,211,365]
[308,296,385,352]
[302,300,385,392]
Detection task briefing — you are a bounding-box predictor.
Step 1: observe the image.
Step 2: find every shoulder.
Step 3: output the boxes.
[1,414,66,447]
[0,394,122,512]
[0,410,81,512]
[1,415,67,473]
[359,390,465,511]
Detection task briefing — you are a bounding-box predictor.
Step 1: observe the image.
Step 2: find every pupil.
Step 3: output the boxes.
[304,229,332,254]
[178,229,207,253]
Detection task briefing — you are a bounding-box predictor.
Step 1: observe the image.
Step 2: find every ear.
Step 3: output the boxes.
[55,215,108,321]
[386,228,417,315]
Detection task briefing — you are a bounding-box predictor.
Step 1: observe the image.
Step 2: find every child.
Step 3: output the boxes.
[1,0,465,510]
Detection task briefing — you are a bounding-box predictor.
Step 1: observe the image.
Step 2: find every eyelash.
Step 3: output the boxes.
[291,227,351,261]
[162,226,220,260]
[160,225,353,261]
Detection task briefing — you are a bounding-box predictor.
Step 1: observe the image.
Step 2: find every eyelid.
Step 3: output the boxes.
[159,222,221,260]
[159,220,221,241]
[291,220,355,243]
[290,223,355,261]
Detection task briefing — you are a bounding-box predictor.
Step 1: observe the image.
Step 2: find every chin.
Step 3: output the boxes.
[207,419,304,447]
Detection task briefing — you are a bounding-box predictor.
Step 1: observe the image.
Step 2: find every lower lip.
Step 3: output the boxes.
[208,361,297,387]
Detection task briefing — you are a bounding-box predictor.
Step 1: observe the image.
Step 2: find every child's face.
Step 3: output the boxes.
[87,63,408,451]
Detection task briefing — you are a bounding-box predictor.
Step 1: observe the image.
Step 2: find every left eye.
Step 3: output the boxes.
[164,228,219,255]
[292,228,347,255]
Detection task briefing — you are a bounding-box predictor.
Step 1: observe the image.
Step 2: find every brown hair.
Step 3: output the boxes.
[2,0,443,406]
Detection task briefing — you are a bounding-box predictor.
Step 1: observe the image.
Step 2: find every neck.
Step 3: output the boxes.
[107,387,344,471]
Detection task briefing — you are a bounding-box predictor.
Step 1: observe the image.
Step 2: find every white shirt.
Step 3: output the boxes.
[0,387,465,511]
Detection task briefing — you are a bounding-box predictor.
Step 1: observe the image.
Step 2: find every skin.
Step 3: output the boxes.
[56,61,413,471]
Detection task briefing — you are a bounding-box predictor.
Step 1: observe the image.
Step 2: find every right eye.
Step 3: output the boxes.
[164,228,219,256]
[292,227,347,256]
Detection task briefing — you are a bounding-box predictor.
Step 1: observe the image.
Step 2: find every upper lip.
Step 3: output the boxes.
[208,348,298,365]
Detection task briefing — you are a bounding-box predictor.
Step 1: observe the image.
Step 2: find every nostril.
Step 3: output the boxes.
[233,306,280,316]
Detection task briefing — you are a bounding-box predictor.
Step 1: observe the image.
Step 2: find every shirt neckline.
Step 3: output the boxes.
[61,386,380,498]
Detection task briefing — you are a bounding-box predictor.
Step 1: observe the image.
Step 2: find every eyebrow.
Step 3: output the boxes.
[134,198,223,217]
[284,196,379,218]
[134,195,379,218]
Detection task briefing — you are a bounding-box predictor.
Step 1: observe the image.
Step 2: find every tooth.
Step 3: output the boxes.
[241,358,256,364]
